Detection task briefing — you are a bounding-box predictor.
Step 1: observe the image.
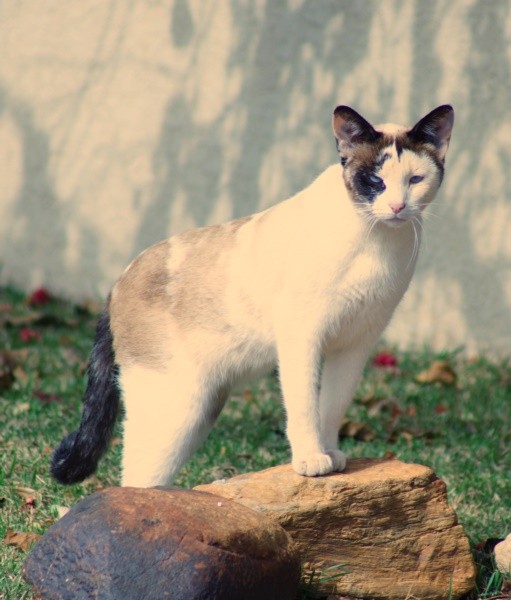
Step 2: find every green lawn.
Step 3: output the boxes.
[0,285,510,599]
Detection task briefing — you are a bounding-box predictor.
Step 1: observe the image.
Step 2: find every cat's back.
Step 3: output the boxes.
[108,162,367,366]
[108,215,266,364]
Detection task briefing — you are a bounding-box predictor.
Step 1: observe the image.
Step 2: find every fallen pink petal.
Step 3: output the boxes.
[19,328,42,343]
[372,352,398,368]
[27,287,51,306]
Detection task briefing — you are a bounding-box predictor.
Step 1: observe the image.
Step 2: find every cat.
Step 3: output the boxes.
[52,104,454,488]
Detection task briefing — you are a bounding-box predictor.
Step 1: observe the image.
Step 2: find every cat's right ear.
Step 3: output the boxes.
[333,106,380,154]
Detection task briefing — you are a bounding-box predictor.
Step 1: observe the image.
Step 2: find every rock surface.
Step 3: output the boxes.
[196,458,476,599]
[23,487,300,600]
[495,533,511,575]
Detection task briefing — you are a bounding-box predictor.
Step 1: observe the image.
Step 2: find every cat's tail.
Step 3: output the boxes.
[51,301,120,484]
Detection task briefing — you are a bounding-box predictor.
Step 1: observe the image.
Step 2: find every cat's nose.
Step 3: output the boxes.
[389,202,405,214]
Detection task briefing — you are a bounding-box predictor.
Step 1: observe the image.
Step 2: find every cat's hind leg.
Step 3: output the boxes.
[119,363,228,487]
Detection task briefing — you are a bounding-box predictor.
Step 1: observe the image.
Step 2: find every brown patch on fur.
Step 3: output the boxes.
[394,131,445,174]
[110,240,172,368]
[341,135,392,196]
[179,216,252,243]
[348,135,392,166]
[110,218,250,368]
[166,226,233,329]
[121,240,171,306]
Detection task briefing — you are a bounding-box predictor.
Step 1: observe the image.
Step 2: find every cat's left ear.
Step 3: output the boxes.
[408,105,454,162]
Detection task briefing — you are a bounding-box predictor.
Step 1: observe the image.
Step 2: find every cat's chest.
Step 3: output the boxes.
[324,249,412,340]
[335,255,395,308]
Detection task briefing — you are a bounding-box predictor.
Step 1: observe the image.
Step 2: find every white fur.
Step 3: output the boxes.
[119,155,430,487]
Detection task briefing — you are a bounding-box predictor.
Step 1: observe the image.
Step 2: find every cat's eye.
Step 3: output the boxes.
[409,175,424,185]
[367,173,384,186]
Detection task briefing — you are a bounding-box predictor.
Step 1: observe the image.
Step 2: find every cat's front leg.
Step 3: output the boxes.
[319,346,373,470]
[277,335,336,477]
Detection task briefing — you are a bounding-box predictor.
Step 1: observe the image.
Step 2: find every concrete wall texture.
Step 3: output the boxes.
[1,0,511,352]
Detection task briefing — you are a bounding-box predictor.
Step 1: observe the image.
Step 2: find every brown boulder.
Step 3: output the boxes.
[23,487,300,600]
[495,533,511,575]
[196,458,476,599]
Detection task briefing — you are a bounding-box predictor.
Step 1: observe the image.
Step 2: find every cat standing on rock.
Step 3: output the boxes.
[52,104,454,488]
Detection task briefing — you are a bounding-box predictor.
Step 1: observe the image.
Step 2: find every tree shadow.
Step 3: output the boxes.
[132,0,374,257]
[405,0,511,349]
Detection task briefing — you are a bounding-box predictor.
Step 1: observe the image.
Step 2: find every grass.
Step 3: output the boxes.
[300,563,350,599]
[0,284,510,599]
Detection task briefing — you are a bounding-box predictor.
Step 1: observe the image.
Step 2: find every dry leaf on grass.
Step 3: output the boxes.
[406,405,417,417]
[13,365,30,385]
[387,426,436,444]
[12,402,30,415]
[356,392,405,418]
[0,350,30,391]
[339,419,375,442]
[13,486,37,498]
[4,529,41,551]
[416,360,457,386]
[33,390,62,404]
[367,397,403,417]
[355,390,378,406]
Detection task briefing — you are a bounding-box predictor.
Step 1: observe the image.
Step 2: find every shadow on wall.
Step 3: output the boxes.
[0,85,103,297]
[133,1,374,250]
[1,0,511,348]
[416,0,511,348]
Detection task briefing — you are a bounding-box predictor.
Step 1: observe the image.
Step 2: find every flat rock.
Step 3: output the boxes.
[196,458,476,599]
[23,487,300,600]
[495,533,511,575]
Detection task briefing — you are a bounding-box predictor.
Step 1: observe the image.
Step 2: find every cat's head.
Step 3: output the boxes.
[332,105,454,227]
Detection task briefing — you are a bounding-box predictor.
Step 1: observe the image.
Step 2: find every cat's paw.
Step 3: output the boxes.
[292,452,335,477]
[325,449,347,472]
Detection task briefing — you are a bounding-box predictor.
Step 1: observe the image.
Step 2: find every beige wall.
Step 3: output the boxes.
[1,1,511,353]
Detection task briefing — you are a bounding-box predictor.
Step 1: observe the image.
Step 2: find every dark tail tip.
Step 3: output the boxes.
[51,431,100,484]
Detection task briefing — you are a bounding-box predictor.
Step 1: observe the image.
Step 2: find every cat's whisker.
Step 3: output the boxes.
[408,216,425,268]
[364,213,379,243]
[407,223,418,270]
[422,209,444,223]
